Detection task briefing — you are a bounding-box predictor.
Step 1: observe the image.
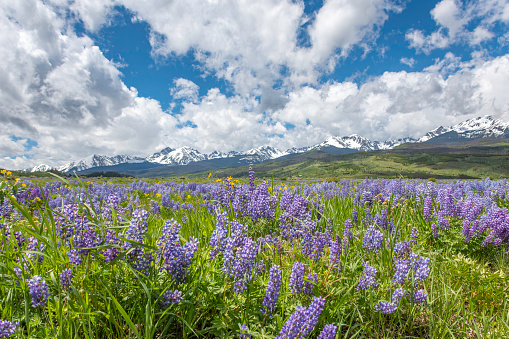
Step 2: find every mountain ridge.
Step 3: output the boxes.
[23,115,509,173]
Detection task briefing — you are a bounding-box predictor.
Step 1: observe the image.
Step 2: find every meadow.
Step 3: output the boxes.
[0,170,508,338]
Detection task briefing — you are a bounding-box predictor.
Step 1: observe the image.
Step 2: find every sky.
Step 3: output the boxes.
[1,0,508,169]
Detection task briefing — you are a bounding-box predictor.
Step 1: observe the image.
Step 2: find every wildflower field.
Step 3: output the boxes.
[1,171,509,338]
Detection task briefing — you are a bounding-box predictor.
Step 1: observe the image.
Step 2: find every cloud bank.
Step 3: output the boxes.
[0,0,508,169]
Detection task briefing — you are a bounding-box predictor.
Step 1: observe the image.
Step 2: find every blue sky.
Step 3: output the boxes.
[1,0,508,169]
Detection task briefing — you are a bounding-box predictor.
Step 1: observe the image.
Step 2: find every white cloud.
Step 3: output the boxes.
[470,26,495,44]
[173,88,287,153]
[171,78,200,103]
[400,57,416,67]
[307,0,398,61]
[119,0,401,93]
[2,0,509,170]
[0,0,181,168]
[431,0,466,38]
[0,136,29,157]
[406,0,508,52]
[270,54,509,146]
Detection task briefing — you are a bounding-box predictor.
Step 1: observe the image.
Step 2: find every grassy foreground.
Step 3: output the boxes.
[0,173,508,338]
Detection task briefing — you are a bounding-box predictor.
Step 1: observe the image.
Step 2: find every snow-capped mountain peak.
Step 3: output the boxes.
[24,164,53,172]
[418,115,509,142]
[24,116,509,173]
[148,146,207,165]
[314,134,379,151]
[56,154,145,173]
[145,147,175,163]
[241,146,285,162]
[417,126,450,142]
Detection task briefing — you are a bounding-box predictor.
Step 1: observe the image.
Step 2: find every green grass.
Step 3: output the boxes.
[201,152,509,181]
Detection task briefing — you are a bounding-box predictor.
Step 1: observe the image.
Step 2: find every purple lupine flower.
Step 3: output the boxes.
[462,219,472,242]
[363,208,373,225]
[0,200,14,220]
[304,271,318,295]
[150,200,160,215]
[161,193,171,208]
[70,214,99,256]
[275,306,306,339]
[357,263,378,290]
[27,275,49,308]
[392,288,405,304]
[26,237,45,263]
[160,289,182,307]
[209,213,229,259]
[298,296,326,337]
[158,219,199,282]
[231,237,258,294]
[13,232,25,249]
[375,288,406,314]
[481,234,494,247]
[304,231,328,261]
[68,249,82,265]
[362,191,373,206]
[343,219,353,240]
[123,209,149,258]
[59,268,73,290]
[351,208,358,225]
[392,258,411,284]
[409,254,430,282]
[239,324,252,339]
[438,211,450,229]
[410,227,418,244]
[374,288,405,314]
[362,225,383,255]
[261,265,282,317]
[248,167,256,192]
[413,289,427,303]
[133,250,154,276]
[289,262,305,294]
[103,229,120,262]
[374,210,388,230]
[431,223,439,238]
[328,236,342,270]
[0,320,19,338]
[374,300,398,314]
[393,241,411,259]
[317,324,337,339]
[423,197,433,221]
[275,296,326,339]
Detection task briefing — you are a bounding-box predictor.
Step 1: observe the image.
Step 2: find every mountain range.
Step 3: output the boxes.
[24,116,509,174]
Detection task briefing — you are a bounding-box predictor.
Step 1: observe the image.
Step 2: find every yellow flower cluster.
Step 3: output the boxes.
[1,169,12,176]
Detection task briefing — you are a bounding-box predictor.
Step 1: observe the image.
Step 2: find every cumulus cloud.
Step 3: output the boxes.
[0,0,179,168]
[120,0,401,93]
[171,79,200,103]
[0,136,29,157]
[1,0,509,170]
[406,0,508,53]
[271,54,509,146]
